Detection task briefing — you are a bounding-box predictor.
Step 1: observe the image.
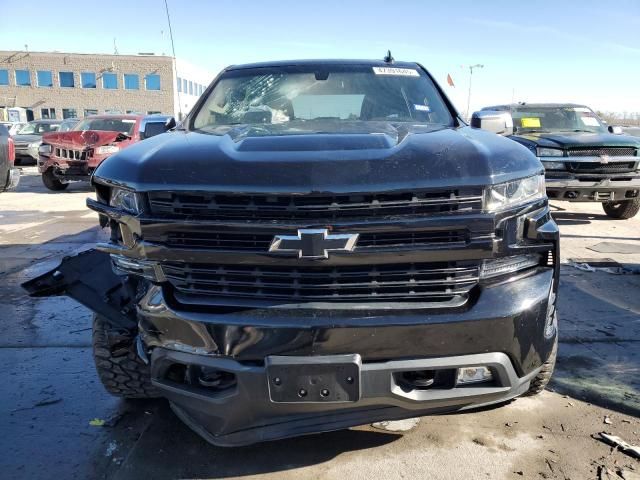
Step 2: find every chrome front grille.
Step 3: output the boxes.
[567,147,636,157]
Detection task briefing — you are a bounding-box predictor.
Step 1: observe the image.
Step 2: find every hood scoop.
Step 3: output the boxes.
[236,133,397,152]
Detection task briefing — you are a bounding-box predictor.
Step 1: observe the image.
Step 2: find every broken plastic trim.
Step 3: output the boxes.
[21,249,138,330]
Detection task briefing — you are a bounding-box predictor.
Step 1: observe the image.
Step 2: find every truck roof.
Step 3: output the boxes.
[483,103,590,110]
[226,59,421,71]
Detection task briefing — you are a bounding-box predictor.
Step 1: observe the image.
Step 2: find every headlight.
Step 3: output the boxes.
[28,141,40,149]
[96,145,120,155]
[537,147,563,157]
[541,161,565,170]
[484,175,546,211]
[480,254,541,279]
[38,144,52,156]
[110,188,141,214]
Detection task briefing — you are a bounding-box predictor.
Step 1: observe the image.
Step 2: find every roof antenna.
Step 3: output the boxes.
[383,50,394,64]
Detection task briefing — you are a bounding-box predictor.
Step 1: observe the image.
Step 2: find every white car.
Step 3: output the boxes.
[0,122,27,136]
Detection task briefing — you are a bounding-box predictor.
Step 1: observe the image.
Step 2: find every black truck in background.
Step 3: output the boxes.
[0,124,20,193]
[476,103,640,219]
[23,58,559,447]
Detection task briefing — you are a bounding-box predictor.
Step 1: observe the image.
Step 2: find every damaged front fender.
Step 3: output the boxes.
[22,249,138,330]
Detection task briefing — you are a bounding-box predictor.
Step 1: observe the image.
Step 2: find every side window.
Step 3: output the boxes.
[59,71,75,88]
[16,70,31,86]
[81,72,97,88]
[145,74,161,90]
[124,74,140,90]
[102,73,118,89]
[37,71,53,87]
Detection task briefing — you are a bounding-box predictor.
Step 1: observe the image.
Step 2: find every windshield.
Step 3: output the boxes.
[73,118,136,135]
[510,106,605,134]
[192,65,454,134]
[18,122,60,135]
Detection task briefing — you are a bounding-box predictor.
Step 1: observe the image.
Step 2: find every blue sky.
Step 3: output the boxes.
[1,0,639,114]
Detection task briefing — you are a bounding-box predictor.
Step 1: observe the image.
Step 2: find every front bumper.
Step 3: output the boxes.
[139,268,556,446]
[545,174,640,202]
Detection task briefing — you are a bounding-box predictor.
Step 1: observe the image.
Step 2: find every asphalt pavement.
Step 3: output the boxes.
[1,167,639,480]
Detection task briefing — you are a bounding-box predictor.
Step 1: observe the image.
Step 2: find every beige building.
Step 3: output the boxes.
[0,50,213,121]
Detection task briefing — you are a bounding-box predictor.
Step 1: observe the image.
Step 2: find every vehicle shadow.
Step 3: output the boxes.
[112,401,401,480]
[551,267,640,418]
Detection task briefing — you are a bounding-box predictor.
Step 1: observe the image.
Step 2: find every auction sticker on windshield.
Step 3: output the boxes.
[372,67,420,76]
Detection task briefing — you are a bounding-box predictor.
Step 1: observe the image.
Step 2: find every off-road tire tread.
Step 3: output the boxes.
[42,169,69,191]
[523,337,557,396]
[602,198,640,219]
[92,314,158,399]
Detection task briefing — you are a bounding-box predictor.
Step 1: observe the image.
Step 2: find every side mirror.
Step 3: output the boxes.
[471,110,514,136]
[165,116,177,131]
[139,116,177,140]
[608,125,623,135]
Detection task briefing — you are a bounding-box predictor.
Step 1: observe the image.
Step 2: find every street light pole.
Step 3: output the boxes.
[466,64,484,121]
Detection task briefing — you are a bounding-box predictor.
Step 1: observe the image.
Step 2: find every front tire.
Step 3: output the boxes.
[42,168,69,191]
[92,314,158,399]
[602,198,640,219]
[523,336,557,396]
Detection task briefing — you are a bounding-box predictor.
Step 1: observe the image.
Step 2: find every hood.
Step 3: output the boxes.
[43,130,128,149]
[12,134,42,144]
[514,131,640,149]
[94,123,542,193]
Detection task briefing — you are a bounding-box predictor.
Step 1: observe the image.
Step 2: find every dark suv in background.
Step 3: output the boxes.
[25,59,559,446]
[478,103,640,219]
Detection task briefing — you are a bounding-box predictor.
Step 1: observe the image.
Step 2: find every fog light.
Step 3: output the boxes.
[457,366,493,385]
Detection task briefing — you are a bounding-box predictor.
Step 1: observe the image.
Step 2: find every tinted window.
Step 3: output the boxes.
[81,72,96,88]
[145,74,161,90]
[16,70,31,86]
[37,71,53,87]
[0,69,8,85]
[59,72,75,88]
[103,73,118,89]
[124,74,139,90]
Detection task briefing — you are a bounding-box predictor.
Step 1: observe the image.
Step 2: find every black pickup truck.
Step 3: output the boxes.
[480,103,640,219]
[24,59,559,446]
[0,124,20,193]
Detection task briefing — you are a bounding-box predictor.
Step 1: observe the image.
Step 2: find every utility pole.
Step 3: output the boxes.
[466,64,484,121]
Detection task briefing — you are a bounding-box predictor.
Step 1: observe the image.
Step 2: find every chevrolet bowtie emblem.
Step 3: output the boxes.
[600,154,610,164]
[269,229,359,259]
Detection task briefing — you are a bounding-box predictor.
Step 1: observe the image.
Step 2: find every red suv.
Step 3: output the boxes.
[38,114,175,191]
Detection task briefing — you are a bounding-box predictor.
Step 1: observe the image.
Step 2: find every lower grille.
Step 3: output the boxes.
[162,262,480,303]
[566,161,637,174]
[155,229,469,251]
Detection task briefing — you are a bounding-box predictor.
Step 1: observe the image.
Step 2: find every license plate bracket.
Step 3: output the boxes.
[266,354,361,403]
